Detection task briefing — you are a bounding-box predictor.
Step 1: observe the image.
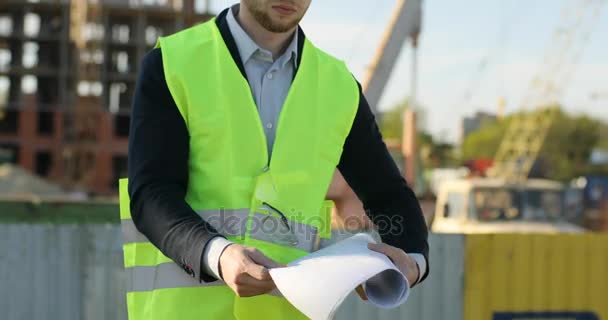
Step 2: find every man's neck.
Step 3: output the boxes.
[237,6,296,59]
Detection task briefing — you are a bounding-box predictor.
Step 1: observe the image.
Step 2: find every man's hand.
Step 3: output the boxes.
[367,243,419,288]
[355,284,368,301]
[219,244,285,297]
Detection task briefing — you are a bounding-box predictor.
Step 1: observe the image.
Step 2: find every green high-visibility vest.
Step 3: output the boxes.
[119,17,359,320]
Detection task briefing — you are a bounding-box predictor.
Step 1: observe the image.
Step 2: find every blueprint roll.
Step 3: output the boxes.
[364,263,410,308]
[269,233,410,320]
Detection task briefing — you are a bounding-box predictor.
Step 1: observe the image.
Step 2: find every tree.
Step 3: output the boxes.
[379,99,457,168]
[461,107,604,181]
[379,99,411,140]
[598,121,608,150]
[461,118,510,160]
[542,111,601,180]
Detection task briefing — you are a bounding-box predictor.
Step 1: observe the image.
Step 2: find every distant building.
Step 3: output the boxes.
[460,111,497,143]
[0,0,211,195]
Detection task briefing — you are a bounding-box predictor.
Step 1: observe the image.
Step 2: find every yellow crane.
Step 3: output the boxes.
[330,0,424,229]
[489,0,606,181]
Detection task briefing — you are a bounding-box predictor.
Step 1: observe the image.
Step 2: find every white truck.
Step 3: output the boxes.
[431,178,584,234]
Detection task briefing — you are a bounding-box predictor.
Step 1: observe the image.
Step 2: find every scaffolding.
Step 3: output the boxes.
[0,0,211,194]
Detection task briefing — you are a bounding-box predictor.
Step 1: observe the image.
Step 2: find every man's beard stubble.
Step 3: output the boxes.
[242,0,303,33]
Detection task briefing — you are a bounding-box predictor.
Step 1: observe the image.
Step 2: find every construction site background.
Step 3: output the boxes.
[1,0,608,319]
[0,0,211,195]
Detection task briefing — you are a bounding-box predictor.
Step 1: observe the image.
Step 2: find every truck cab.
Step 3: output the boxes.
[431,178,584,234]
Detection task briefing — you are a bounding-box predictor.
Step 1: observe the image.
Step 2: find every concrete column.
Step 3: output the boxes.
[402,109,417,189]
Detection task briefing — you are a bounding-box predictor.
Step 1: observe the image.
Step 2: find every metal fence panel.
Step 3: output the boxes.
[0,224,126,320]
[4,222,608,320]
[1,224,463,320]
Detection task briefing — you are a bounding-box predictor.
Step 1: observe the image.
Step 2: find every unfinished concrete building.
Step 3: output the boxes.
[0,0,211,194]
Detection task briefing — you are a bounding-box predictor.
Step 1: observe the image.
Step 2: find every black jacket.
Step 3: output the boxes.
[128,8,429,283]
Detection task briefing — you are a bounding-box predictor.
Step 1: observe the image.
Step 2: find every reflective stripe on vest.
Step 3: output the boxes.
[124,262,282,297]
[120,208,323,253]
[125,263,224,292]
[120,208,250,244]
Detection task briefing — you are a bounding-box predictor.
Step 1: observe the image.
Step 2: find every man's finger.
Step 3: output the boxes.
[245,261,273,281]
[367,243,390,255]
[234,274,276,294]
[237,273,276,288]
[369,243,404,256]
[248,248,286,269]
[355,285,368,301]
[368,243,397,263]
[233,284,273,297]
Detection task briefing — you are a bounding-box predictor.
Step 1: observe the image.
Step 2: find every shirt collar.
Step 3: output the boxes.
[226,4,298,68]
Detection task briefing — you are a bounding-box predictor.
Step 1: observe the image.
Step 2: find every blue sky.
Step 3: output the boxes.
[206,0,608,142]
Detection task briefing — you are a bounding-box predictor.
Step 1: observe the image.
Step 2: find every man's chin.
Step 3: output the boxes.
[264,18,300,33]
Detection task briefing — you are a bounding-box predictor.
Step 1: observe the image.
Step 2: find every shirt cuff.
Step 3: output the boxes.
[407,253,427,285]
[202,236,234,280]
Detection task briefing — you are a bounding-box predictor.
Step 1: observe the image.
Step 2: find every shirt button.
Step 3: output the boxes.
[266,122,273,129]
[267,72,274,80]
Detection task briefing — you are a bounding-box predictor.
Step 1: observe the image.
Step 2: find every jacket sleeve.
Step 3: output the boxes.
[128,48,222,283]
[337,81,430,282]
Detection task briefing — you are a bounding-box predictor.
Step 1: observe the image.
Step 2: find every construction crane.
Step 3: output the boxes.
[489,0,606,182]
[330,0,424,229]
[363,0,422,113]
[362,0,423,187]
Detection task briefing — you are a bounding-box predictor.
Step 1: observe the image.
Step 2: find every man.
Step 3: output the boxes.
[124,0,429,319]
